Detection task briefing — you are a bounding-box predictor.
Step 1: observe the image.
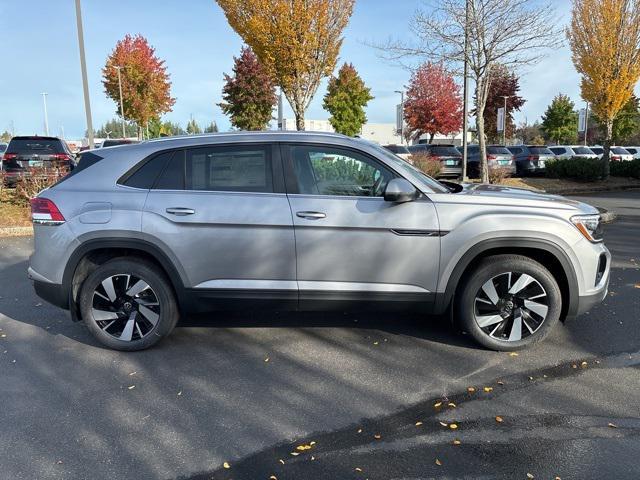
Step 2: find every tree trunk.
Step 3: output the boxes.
[295,110,305,131]
[603,120,612,180]
[475,80,489,183]
[429,132,435,144]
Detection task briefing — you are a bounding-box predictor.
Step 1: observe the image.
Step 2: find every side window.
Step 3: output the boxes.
[511,148,522,155]
[290,145,395,197]
[550,148,561,155]
[155,150,185,190]
[185,145,273,192]
[123,151,173,189]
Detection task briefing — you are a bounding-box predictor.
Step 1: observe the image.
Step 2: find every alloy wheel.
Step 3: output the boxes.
[91,274,160,342]
[473,271,548,342]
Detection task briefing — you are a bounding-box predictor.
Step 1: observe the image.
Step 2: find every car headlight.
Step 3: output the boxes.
[571,214,603,242]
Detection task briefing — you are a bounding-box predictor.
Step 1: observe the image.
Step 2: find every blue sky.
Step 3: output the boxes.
[0,0,619,139]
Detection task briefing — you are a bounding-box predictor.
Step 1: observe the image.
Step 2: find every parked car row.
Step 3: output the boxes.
[382,143,640,179]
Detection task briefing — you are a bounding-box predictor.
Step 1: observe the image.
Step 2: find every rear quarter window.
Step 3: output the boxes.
[122,151,174,189]
[530,147,553,154]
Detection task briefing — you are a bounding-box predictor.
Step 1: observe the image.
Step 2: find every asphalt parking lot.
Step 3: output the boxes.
[1,190,639,480]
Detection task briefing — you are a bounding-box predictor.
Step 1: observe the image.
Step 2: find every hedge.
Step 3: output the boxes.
[610,159,640,179]
[545,158,603,181]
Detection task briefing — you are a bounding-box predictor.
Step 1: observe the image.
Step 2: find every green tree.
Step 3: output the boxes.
[322,63,373,136]
[94,118,138,138]
[219,47,276,130]
[204,121,219,133]
[186,118,202,135]
[148,118,186,138]
[540,94,578,144]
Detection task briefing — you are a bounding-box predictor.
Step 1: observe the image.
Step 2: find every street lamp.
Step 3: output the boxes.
[461,0,470,180]
[113,65,126,138]
[502,95,512,146]
[394,90,404,145]
[75,0,94,149]
[41,92,49,136]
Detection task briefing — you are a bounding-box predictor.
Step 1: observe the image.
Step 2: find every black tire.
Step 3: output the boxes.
[79,257,178,351]
[455,254,562,351]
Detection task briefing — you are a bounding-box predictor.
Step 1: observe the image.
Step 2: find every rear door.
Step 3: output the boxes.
[283,143,440,310]
[142,143,297,306]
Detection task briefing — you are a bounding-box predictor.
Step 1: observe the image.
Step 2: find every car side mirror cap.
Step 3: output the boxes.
[384,178,419,203]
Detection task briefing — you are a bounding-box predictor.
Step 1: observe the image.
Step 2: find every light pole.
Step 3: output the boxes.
[75,0,94,149]
[461,0,470,180]
[41,92,49,136]
[113,66,126,138]
[584,102,590,146]
[394,90,404,145]
[502,95,512,146]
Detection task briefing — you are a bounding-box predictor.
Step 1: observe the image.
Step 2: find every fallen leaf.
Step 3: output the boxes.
[608,422,618,428]
[0,334,6,338]
[310,441,316,446]
[509,352,519,357]
[127,385,135,390]
[497,381,505,385]
[439,421,448,427]
[223,462,230,469]
[310,456,315,461]
[495,416,504,423]
[467,387,476,393]
[580,361,588,368]
[270,476,278,480]
[483,387,493,392]
[177,391,182,396]
[264,357,270,362]
[433,401,443,408]
[129,371,137,376]
[373,341,379,345]
[572,364,578,369]
[634,283,640,289]
[357,428,362,434]
[527,474,534,479]
[56,460,63,465]
[435,458,442,466]
[555,477,562,480]
[374,434,381,439]
[453,439,461,445]
[449,423,458,430]
[279,459,285,465]
[290,452,300,456]
[415,421,423,426]
[355,467,362,472]
[448,402,456,408]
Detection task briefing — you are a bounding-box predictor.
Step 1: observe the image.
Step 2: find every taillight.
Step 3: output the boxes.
[53,153,71,161]
[3,153,17,161]
[611,155,621,161]
[431,155,441,161]
[487,154,497,160]
[527,155,539,161]
[30,198,65,225]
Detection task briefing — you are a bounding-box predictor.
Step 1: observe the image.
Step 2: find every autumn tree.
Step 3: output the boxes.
[567,0,640,178]
[186,118,202,135]
[540,94,578,145]
[215,0,355,130]
[322,63,373,136]
[403,62,462,143]
[481,65,525,143]
[593,95,640,144]
[219,47,277,130]
[379,0,561,182]
[102,34,175,137]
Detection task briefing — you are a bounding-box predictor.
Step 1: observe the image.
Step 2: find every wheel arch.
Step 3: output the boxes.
[63,238,188,321]
[437,238,579,320]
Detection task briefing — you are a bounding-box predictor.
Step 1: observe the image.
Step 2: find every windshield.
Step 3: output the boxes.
[368,143,450,193]
[572,147,594,154]
[611,147,630,154]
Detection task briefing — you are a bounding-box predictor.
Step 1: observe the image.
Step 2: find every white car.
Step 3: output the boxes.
[549,145,598,160]
[622,146,640,160]
[590,146,634,161]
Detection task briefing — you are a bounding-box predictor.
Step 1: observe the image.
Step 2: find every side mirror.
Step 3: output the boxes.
[384,178,419,203]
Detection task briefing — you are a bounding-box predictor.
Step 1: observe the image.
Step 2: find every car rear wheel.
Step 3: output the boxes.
[79,258,178,351]
[455,255,562,350]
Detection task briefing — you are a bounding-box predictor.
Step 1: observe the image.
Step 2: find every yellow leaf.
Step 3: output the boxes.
[527,474,534,479]
[374,434,381,439]
[290,452,300,456]
[467,387,476,393]
[453,439,461,445]
[634,283,640,289]
[433,401,443,408]
[449,423,458,430]
[223,462,230,469]
[435,458,442,466]
[265,357,270,362]
[509,352,519,357]
[310,441,316,446]
[415,421,423,426]
[483,387,493,392]
[355,467,362,472]
[495,416,504,423]
[448,402,456,408]
[497,380,504,385]
[581,361,588,368]
[373,341,379,345]
[270,476,278,480]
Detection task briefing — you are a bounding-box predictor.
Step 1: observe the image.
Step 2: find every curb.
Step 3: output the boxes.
[541,185,640,196]
[0,226,33,237]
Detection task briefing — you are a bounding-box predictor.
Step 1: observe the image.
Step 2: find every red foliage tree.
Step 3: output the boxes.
[403,63,462,143]
[481,65,526,143]
[102,34,175,133]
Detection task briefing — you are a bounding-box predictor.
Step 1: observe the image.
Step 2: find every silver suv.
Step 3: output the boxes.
[28,132,610,351]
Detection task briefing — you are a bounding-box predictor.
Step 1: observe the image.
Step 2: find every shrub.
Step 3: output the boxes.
[488,166,511,184]
[409,153,442,178]
[14,167,65,207]
[610,159,640,178]
[545,158,603,181]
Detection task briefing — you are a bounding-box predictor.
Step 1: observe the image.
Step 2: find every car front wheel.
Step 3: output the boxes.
[79,258,178,351]
[455,254,562,350]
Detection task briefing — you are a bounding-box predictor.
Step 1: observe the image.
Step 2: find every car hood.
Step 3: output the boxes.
[444,183,598,214]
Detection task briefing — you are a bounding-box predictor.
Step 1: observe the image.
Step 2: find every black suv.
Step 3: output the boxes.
[506,145,555,176]
[2,136,75,184]
[407,144,462,178]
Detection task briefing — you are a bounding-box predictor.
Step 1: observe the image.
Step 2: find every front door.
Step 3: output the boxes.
[283,143,441,310]
[142,143,297,307]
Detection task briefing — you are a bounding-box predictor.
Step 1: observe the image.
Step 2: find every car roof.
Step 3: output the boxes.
[145,130,351,146]
[10,135,61,141]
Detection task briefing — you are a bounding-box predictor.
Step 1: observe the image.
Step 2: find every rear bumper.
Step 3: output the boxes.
[32,279,68,309]
[438,166,462,178]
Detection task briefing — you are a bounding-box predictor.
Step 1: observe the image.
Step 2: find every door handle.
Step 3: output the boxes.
[296,211,326,220]
[166,207,195,216]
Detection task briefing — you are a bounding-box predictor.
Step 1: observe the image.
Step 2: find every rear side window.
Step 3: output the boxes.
[529,147,553,154]
[7,138,64,153]
[123,151,174,189]
[155,150,185,190]
[508,147,523,155]
[626,148,637,154]
[572,147,593,154]
[487,146,511,154]
[185,145,273,192]
[431,146,461,156]
[611,147,630,154]
[591,147,603,154]
[550,148,564,155]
